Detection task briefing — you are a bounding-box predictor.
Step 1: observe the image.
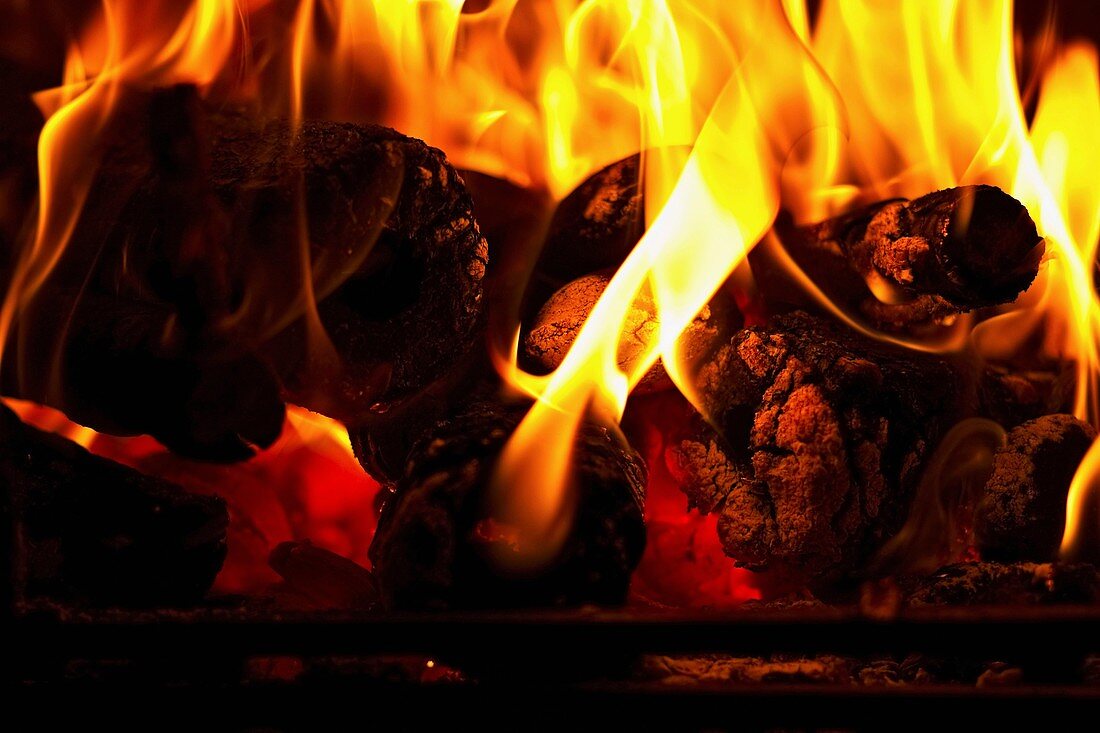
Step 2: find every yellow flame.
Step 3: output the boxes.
[490,1,842,570]
[6,1,1100,563]
[1,1,241,368]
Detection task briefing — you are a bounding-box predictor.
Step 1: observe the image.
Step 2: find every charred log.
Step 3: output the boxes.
[369,400,646,610]
[0,404,227,606]
[268,540,379,611]
[759,186,1044,329]
[536,152,1042,331]
[533,155,643,300]
[347,354,498,484]
[16,85,487,425]
[979,365,1075,430]
[1,286,285,461]
[682,311,972,581]
[522,272,740,394]
[974,414,1096,563]
[904,561,1100,606]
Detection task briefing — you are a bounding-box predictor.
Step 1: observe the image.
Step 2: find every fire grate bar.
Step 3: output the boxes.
[10,604,1100,661]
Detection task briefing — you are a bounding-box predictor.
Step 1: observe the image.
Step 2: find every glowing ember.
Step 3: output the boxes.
[7,399,380,594]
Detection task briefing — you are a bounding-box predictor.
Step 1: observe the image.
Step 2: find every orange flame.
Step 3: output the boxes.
[4,1,1100,584]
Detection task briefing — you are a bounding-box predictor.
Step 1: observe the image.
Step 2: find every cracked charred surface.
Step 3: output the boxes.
[200,108,489,421]
[756,185,1044,330]
[975,414,1096,562]
[674,312,973,582]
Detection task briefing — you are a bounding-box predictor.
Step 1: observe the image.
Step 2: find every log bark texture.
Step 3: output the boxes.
[678,311,972,580]
[538,154,1043,331]
[974,414,1096,562]
[5,85,488,435]
[759,186,1044,329]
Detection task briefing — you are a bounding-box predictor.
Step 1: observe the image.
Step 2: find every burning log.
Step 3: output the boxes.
[369,400,646,610]
[21,85,487,424]
[974,414,1096,562]
[537,154,1043,331]
[675,311,971,581]
[522,272,740,393]
[761,185,1044,329]
[533,155,643,298]
[1,286,285,461]
[208,111,489,420]
[0,404,227,606]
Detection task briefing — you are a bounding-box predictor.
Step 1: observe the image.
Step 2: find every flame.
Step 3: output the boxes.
[8,397,380,593]
[492,1,1100,569]
[3,1,1100,585]
[490,1,839,570]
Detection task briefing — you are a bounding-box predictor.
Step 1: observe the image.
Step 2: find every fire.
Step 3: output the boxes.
[493,0,1100,570]
[1,1,1099,598]
[8,398,381,593]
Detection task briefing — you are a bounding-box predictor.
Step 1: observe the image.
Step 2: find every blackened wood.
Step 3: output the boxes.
[20,85,487,425]
[0,404,227,606]
[904,561,1100,606]
[1,285,286,461]
[760,186,1044,329]
[347,357,497,484]
[974,415,1096,562]
[979,366,1074,429]
[522,272,740,394]
[369,400,646,610]
[268,540,378,611]
[535,155,643,295]
[690,311,973,581]
[202,109,489,420]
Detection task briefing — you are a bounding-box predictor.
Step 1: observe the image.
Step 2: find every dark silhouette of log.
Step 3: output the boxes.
[535,155,643,292]
[1,404,227,606]
[1,285,285,461]
[370,400,646,610]
[7,85,488,433]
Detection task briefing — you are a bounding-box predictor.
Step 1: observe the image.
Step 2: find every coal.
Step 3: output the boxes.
[522,272,740,393]
[685,311,972,581]
[369,400,646,610]
[904,561,1100,606]
[537,154,1042,332]
[0,404,227,606]
[268,540,379,611]
[1,285,285,461]
[535,154,643,291]
[974,414,1096,562]
[10,85,488,428]
[759,186,1044,329]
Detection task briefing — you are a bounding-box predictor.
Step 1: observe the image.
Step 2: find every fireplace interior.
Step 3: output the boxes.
[4,0,1100,727]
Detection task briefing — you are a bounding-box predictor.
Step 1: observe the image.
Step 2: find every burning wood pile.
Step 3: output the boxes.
[2,0,1100,669]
